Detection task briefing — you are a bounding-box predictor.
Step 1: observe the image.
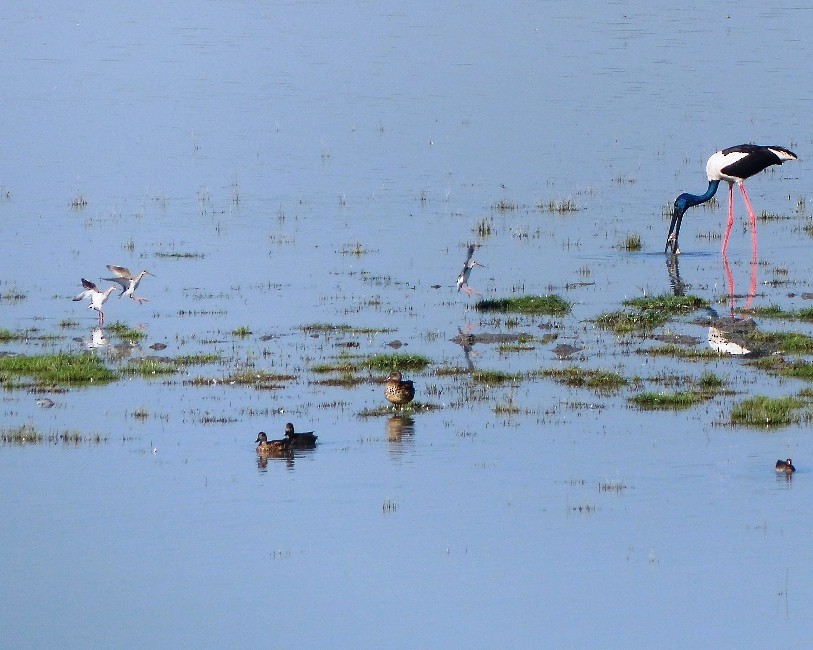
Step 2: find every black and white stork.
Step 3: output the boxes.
[665,144,797,255]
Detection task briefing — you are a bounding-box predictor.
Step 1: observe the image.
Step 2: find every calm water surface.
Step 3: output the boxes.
[2,2,813,647]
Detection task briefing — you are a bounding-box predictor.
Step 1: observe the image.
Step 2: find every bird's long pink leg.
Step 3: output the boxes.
[722,182,734,255]
[738,183,758,259]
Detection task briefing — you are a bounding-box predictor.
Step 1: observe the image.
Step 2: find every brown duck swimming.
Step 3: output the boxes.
[255,431,290,454]
[775,458,796,473]
[384,371,415,407]
[284,422,318,448]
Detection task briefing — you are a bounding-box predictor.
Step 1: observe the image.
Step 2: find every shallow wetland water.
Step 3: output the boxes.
[2,2,813,647]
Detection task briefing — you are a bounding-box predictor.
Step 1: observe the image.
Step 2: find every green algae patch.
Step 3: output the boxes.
[475,295,571,316]
[0,352,116,387]
[730,395,805,427]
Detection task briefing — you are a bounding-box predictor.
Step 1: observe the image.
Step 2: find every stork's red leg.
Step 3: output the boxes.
[722,182,734,255]
[738,183,758,259]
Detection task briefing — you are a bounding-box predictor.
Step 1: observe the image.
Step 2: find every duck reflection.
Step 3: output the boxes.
[386,415,415,454]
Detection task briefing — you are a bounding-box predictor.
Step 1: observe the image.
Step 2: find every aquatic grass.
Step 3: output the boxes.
[173,354,221,366]
[751,358,813,381]
[232,325,252,338]
[730,395,804,426]
[744,306,813,323]
[226,369,297,389]
[1,424,107,446]
[475,295,571,316]
[0,352,117,386]
[1,287,26,301]
[640,344,723,360]
[540,367,628,393]
[539,198,580,213]
[359,402,440,417]
[623,294,707,313]
[301,323,393,335]
[311,361,361,374]
[697,372,724,391]
[121,359,177,377]
[629,391,699,410]
[155,251,205,259]
[0,328,20,342]
[596,294,708,334]
[492,199,517,212]
[596,310,668,334]
[472,369,523,384]
[757,210,790,221]
[363,353,431,372]
[743,331,813,354]
[618,234,643,251]
[493,399,521,414]
[106,321,147,342]
[797,307,813,322]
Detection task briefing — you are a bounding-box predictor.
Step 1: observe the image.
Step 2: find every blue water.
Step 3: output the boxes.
[2,2,813,647]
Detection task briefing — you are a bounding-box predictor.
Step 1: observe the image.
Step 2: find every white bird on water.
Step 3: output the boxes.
[73,278,117,325]
[456,244,485,297]
[102,265,154,303]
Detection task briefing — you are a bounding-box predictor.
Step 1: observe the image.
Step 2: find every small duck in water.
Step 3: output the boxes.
[255,432,290,454]
[384,371,415,407]
[284,422,318,448]
[775,458,796,474]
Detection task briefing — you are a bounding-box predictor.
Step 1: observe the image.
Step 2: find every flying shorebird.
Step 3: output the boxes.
[456,244,486,297]
[102,265,154,303]
[665,144,797,256]
[72,278,117,325]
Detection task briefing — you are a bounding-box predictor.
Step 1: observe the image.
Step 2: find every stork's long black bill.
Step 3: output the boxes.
[665,209,683,255]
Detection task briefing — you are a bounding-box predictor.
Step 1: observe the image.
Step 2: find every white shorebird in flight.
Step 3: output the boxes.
[456,244,485,297]
[73,278,117,325]
[103,265,154,303]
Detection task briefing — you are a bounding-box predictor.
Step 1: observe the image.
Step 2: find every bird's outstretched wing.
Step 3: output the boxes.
[106,265,134,280]
[101,276,130,293]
